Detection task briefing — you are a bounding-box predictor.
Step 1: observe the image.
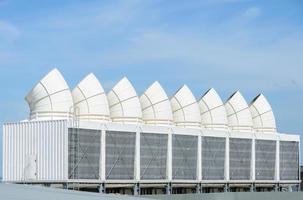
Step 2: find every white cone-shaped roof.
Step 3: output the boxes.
[250,94,276,133]
[72,73,110,122]
[199,88,228,131]
[107,77,142,124]
[170,85,201,128]
[25,68,73,120]
[225,91,253,132]
[140,81,173,126]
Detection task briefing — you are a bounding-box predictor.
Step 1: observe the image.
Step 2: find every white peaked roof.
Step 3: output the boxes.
[72,73,110,122]
[170,85,201,128]
[250,94,276,133]
[25,68,73,120]
[107,77,142,124]
[140,81,173,126]
[225,91,253,132]
[199,88,228,131]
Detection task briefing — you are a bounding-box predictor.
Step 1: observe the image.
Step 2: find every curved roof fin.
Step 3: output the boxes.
[199,88,228,130]
[72,73,110,122]
[249,94,276,133]
[25,68,73,120]
[107,77,142,124]
[225,91,253,132]
[140,81,173,125]
[170,85,201,128]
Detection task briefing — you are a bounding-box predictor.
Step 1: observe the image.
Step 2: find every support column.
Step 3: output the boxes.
[288,185,293,192]
[135,129,141,181]
[250,183,255,192]
[134,183,140,196]
[166,183,172,195]
[63,183,68,189]
[98,183,105,193]
[101,129,106,181]
[196,183,202,193]
[224,183,230,192]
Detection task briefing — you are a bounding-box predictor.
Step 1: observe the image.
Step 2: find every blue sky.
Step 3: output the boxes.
[0,0,303,174]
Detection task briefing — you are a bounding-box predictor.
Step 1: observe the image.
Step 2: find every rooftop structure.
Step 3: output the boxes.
[25,68,73,120]
[2,68,300,196]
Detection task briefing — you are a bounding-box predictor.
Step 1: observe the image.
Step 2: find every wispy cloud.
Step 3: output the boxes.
[31,0,144,32]
[0,20,20,41]
[8,0,300,93]
[96,28,303,91]
[243,7,261,19]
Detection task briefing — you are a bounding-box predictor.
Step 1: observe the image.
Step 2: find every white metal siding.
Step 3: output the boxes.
[3,120,68,182]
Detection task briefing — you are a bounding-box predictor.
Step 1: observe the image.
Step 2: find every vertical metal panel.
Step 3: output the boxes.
[202,137,225,180]
[3,120,68,182]
[172,134,198,180]
[229,138,252,180]
[105,131,136,180]
[255,140,276,180]
[140,133,168,180]
[280,141,299,180]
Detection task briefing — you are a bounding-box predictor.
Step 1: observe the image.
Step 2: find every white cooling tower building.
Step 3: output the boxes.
[2,69,300,195]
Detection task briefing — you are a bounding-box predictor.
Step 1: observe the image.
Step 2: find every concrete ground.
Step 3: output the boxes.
[145,192,303,200]
[0,183,149,200]
[1,183,303,200]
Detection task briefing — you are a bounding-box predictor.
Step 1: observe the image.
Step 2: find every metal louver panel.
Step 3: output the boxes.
[229,138,252,180]
[255,140,276,180]
[106,131,136,180]
[280,141,299,180]
[202,136,225,180]
[140,133,168,179]
[172,134,198,180]
[68,128,101,180]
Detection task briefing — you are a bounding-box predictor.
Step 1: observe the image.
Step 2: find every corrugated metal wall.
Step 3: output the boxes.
[3,120,68,182]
